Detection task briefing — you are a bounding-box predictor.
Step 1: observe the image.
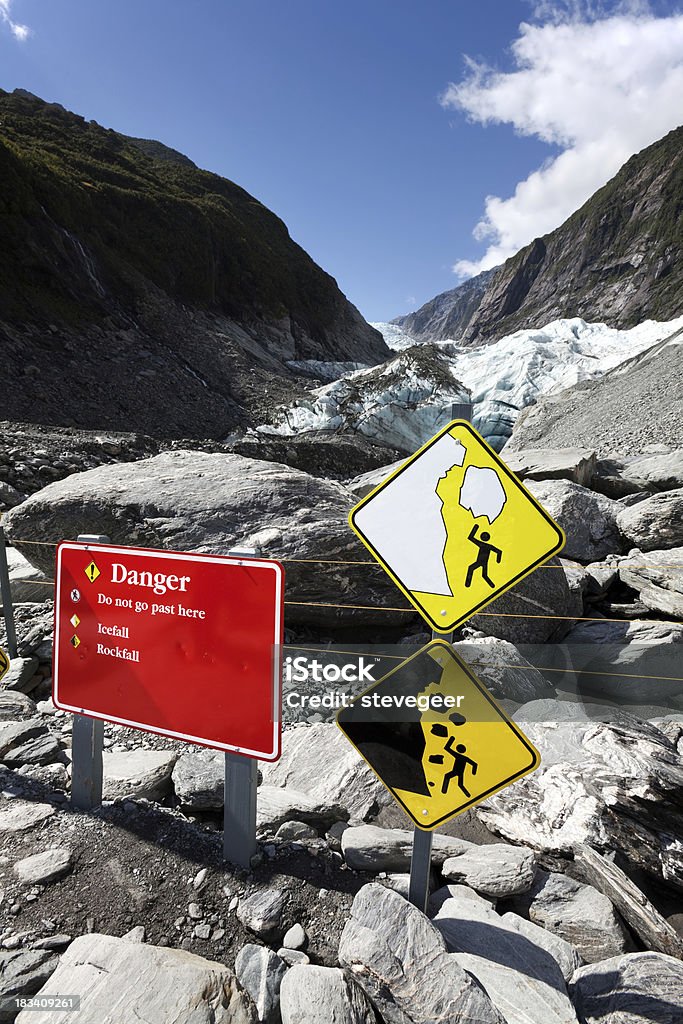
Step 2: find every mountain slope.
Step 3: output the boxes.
[395,126,683,345]
[505,325,683,456]
[0,89,389,437]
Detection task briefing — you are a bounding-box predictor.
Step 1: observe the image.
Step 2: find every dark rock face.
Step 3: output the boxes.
[0,88,389,438]
[394,126,683,344]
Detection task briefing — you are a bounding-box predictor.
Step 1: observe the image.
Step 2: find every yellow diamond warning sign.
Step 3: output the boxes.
[0,647,9,683]
[70,614,80,628]
[84,561,101,583]
[70,635,81,649]
[349,420,565,633]
[337,640,540,830]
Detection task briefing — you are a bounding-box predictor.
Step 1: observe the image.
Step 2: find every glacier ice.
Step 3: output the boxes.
[372,315,683,449]
[257,347,472,452]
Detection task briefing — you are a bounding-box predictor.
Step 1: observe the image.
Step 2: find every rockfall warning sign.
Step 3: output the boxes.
[337,640,540,830]
[349,419,565,633]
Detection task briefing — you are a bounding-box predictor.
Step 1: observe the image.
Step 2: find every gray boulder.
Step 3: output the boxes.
[256,785,346,833]
[338,883,505,1024]
[453,637,555,703]
[433,889,579,1024]
[471,557,576,644]
[0,949,59,1010]
[526,480,623,562]
[172,750,224,810]
[561,618,683,704]
[476,705,683,891]
[5,547,50,604]
[13,848,73,886]
[617,488,683,551]
[595,449,683,499]
[0,720,61,766]
[570,951,683,1024]
[234,944,286,1024]
[441,843,537,898]
[428,884,496,917]
[503,448,597,488]
[509,870,630,963]
[342,825,483,873]
[0,691,37,719]
[0,480,25,510]
[280,965,376,1024]
[260,723,392,823]
[236,889,287,941]
[14,933,256,1023]
[3,451,410,628]
[102,750,178,801]
[1,657,40,695]
[0,801,55,833]
[617,547,683,618]
[501,913,583,982]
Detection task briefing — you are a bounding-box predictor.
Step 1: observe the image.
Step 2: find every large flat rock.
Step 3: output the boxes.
[433,889,579,1024]
[570,951,683,1024]
[617,488,683,551]
[14,932,256,1023]
[338,883,505,1024]
[3,451,412,628]
[502,448,597,488]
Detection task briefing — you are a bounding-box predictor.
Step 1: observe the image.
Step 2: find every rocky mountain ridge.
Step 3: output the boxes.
[0,89,389,437]
[395,126,683,344]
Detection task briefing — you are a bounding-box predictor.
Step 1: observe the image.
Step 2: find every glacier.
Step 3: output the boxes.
[257,346,472,452]
[257,315,683,453]
[372,315,683,449]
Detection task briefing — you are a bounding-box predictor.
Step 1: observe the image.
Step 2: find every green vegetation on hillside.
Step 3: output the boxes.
[0,89,350,337]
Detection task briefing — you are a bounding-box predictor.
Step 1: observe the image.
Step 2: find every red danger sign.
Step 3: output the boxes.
[53,542,284,760]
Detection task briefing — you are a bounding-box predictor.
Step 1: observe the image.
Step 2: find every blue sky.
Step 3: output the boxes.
[1,1,682,321]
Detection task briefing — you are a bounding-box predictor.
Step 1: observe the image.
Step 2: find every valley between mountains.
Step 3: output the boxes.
[0,89,682,1023]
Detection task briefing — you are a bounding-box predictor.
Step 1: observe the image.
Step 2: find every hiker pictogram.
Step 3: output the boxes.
[465,524,502,589]
[428,725,478,796]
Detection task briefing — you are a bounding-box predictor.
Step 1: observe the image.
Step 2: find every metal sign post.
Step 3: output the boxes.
[407,628,453,911]
[223,547,263,870]
[71,534,110,811]
[224,751,258,869]
[0,526,18,659]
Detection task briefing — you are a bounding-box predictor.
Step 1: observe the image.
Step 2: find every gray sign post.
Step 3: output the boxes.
[222,547,264,870]
[407,628,455,912]
[71,534,110,811]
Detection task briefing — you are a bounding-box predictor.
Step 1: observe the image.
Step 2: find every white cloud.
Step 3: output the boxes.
[0,0,31,41]
[443,3,683,278]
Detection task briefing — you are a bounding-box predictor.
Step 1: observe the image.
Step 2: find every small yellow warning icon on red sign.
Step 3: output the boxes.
[70,635,81,649]
[70,614,80,628]
[84,561,101,583]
